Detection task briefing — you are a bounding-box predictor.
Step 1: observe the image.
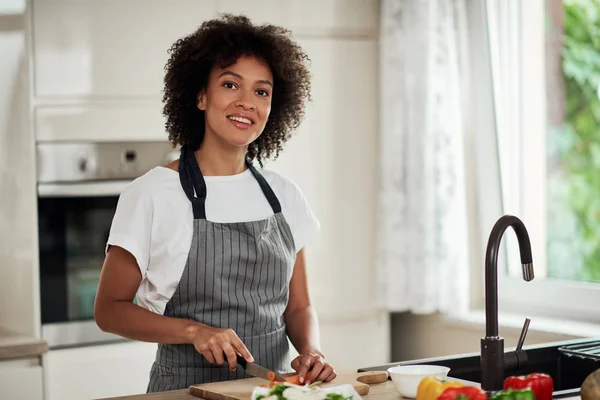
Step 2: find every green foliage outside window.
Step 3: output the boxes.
[547,0,600,282]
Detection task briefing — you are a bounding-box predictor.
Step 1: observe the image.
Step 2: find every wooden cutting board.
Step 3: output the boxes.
[189,371,389,400]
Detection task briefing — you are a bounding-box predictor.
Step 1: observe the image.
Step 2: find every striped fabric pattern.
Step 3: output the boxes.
[147,213,296,391]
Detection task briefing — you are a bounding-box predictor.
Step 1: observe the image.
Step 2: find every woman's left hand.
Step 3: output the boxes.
[291,351,336,385]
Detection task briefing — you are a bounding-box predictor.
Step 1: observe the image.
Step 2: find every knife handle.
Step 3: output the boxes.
[236,354,248,369]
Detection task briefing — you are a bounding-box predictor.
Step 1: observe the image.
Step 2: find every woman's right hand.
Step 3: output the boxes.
[192,325,254,371]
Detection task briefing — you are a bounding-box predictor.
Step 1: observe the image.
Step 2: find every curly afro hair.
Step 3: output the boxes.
[162,14,312,165]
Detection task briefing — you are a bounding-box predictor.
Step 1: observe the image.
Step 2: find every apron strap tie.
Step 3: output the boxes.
[178,147,282,219]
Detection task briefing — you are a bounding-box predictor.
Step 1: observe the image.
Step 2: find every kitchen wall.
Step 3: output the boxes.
[0,0,40,338]
[391,313,579,362]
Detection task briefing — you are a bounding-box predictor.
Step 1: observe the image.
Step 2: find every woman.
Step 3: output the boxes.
[94,14,336,392]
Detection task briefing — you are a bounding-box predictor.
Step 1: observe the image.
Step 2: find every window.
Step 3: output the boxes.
[483,0,600,322]
[545,0,600,284]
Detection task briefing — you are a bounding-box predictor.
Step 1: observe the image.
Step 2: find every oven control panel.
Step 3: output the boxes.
[36,142,178,183]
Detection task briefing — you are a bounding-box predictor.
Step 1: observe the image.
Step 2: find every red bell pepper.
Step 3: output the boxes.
[504,372,553,400]
[439,386,488,400]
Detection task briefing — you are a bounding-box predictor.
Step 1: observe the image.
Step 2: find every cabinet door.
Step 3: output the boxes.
[216,0,379,34]
[32,0,217,99]
[268,38,378,315]
[45,341,158,400]
[267,38,386,371]
[34,104,168,142]
[0,358,44,400]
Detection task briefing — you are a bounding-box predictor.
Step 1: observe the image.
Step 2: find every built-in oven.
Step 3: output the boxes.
[37,141,177,348]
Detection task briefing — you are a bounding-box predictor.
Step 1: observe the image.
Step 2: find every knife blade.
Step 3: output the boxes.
[236,355,287,382]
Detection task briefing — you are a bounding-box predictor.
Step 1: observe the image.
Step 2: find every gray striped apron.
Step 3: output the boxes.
[147,147,297,392]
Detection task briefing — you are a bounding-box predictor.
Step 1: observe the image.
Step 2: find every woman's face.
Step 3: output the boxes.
[198,55,273,150]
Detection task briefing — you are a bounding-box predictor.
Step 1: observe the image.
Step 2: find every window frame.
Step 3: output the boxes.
[469,0,600,324]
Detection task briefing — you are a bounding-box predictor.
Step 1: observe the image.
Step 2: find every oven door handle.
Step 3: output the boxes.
[37,180,131,197]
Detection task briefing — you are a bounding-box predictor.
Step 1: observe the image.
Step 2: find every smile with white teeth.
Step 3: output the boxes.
[228,116,253,124]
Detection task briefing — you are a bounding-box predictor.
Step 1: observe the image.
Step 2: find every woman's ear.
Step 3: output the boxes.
[197,91,206,111]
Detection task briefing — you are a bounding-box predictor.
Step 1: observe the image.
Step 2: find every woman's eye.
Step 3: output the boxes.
[223,82,237,89]
[256,89,269,97]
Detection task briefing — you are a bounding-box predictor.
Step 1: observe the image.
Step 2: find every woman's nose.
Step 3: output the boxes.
[234,91,255,110]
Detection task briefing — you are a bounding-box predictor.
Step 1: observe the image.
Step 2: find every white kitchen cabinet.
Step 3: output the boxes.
[32,0,378,100]
[34,104,168,142]
[269,37,379,316]
[44,340,158,400]
[32,0,217,99]
[0,358,44,400]
[1,0,24,14]
[216,0,379,35]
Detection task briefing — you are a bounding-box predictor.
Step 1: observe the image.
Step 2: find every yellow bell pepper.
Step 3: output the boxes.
[416,376,465,400]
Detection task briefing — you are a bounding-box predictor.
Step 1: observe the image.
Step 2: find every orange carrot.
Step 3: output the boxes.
[285,375,301,385]
[267,371,276,382]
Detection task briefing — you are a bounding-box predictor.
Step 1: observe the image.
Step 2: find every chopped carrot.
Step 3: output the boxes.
[267,371,276,382]
[268,380,277,388]
[259,384,268,388]
[285,375,301,385]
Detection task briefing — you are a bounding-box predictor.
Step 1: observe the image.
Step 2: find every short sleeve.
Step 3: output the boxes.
[106,179,153,278]
[282,181,321,253]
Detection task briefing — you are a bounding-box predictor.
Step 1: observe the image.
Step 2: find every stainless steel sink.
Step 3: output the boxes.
[358,337,600,398]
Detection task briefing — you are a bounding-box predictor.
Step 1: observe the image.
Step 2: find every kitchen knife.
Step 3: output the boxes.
[236,355,287,382]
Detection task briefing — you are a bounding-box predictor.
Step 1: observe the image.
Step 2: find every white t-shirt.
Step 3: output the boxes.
[106,166,320,315]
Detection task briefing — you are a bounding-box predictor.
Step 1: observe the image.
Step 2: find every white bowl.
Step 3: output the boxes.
[386,364,451,398]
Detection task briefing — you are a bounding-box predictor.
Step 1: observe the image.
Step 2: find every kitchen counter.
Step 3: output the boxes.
[0,328,48,360]
[98,380,581,400]
[99,378,404,400]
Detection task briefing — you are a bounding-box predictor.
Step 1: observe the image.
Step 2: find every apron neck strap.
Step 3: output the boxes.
[246,162,282,214]
[178,146,282,219]
[179,146,207,219]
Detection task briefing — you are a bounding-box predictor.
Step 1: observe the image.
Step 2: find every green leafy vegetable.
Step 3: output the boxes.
[324,394,353,400]
[255,383,354,400]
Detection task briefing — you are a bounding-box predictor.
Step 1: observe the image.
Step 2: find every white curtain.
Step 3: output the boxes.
[376,0,470,314]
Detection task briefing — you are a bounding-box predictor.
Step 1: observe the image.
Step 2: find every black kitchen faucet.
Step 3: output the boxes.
[481,214,535,392]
